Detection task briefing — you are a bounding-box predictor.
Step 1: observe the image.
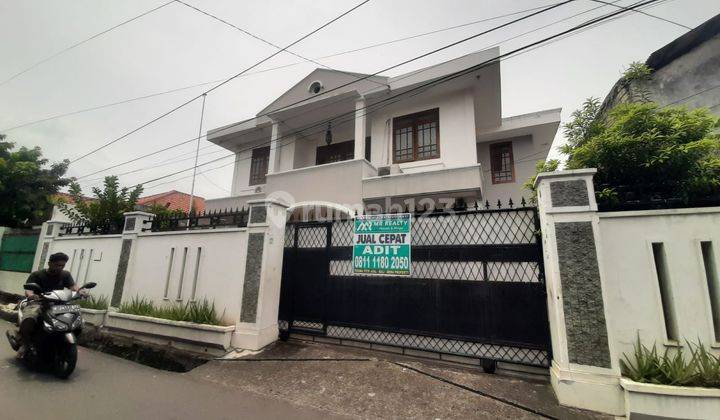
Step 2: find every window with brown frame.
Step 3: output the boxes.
[249,146,270,185]
[392,108,439,163]
[316,140,354,165]
[489,142,515,184]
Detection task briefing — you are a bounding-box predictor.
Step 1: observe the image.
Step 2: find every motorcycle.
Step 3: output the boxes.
[6,281,96,379]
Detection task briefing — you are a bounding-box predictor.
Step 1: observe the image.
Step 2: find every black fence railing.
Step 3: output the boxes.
[59,221,123,236]
[596,183,720,212]
[144,207,249,232]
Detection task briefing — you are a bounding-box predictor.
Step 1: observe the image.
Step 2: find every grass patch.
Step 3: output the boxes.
[621,336,720,388]
[77,295,109,310]
[119,296,224,326]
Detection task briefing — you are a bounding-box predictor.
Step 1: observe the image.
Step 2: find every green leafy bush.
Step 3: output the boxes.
[620,337,720,388]
[566,103,720,203]
[118,296,223,325]
[77,295,109,310]
[522,159,560,203]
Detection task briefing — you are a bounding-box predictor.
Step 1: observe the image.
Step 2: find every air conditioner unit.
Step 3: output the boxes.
[377,166,391,176]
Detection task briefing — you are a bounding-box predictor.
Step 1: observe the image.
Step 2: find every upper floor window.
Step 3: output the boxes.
[393,108,439,163]
[249,146,270,185]
[489,142,515,184]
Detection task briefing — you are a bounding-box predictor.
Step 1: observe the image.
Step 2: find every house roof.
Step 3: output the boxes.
[52,192,94,204]
[137,190,205,213]
[646,13,720,72]
[208,48,502,145]
[599,14,720,115]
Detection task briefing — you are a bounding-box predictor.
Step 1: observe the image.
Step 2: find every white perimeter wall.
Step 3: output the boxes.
[598,207,720,359]
[122,228,249,325]
[45,235,124,300]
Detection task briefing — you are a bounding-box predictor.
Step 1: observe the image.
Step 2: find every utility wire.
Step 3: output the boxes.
[589,0,691,29]
[174,0,388,89]
[128,0,664,191]
[73,1,574,181]
[1,1,564,133]
[81,0,664,186]
[68,0,372,164]
[0,1,175,88]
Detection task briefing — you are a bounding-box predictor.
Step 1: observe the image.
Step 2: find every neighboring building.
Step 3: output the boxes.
[137,190,205,213]
[205,48,560,215]
[600,13,720,115]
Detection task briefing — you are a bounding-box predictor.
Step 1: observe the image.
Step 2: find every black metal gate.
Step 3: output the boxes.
[278,204,551,367]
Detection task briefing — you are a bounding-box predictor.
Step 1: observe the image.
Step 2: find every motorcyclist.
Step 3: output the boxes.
[6,252,83,358]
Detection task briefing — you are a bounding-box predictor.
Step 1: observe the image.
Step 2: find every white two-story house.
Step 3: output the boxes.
[205,47,560,217]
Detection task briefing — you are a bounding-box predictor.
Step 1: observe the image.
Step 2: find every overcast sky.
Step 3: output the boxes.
[1,0,717,200]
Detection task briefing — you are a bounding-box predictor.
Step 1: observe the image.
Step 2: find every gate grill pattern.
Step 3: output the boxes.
[279,207,550,367]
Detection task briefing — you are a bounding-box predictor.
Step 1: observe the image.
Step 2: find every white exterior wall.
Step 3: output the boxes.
[0,271,27,295]
[44,235,124,300]
[230,149,253,196]
[477,135,538,204]
[598,208,720,357]
[368,89,477,170]
[122,228,249,325]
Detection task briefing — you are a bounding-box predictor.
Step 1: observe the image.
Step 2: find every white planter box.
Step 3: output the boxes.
[621,378,720,419]
[81,308,107,326]
[105,311,235,353]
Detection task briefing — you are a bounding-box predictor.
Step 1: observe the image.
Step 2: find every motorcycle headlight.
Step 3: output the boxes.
[50,318,68,331]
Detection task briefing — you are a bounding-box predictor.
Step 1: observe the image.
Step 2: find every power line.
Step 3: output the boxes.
[189,1,577,142]
[83,0,666,188]
[129,0,664,191]
[174,0,388,89]
[1,2,564,133]
[0,1,175,88]
[71,1,574,180]
[589,0,691,29]
[68,0,372,164]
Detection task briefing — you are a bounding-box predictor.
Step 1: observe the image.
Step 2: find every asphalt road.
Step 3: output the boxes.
[0,320,340,420]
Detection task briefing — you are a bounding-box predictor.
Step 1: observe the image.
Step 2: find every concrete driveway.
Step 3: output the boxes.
[1,319,608,419]
[0,320,340,420]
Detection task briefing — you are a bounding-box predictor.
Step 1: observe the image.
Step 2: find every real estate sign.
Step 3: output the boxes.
[353,213,411,275]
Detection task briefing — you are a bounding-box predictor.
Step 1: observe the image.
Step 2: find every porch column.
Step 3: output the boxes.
[534,169,622,416]
[232,198,289,350]
[354,97,366,160]
[268,122,281,174]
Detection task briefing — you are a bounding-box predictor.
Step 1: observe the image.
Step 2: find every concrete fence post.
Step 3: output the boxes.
[232,198,289,350]
[110,211,154,309]
[33,221,66,272]
[534,168,623,416]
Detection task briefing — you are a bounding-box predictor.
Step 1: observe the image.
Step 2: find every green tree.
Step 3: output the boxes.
[145,203,187,219]
[59,176,143,229]
[559,97,603,155]
[0,135,70,227]
[523,159,560,203]
[566,103,720,201]
[619,61,653,103]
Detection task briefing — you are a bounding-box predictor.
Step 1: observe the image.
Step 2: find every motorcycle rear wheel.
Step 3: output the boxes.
[53,343,77,379]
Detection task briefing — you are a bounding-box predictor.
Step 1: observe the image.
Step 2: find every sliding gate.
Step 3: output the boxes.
[278,205,551,367]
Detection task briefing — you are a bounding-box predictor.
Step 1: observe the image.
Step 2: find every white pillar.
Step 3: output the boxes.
[534,168,623,416]
[109,211,154,308]
[354,97,366,160]
[268,122,281,174]
[232,199,289,350]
